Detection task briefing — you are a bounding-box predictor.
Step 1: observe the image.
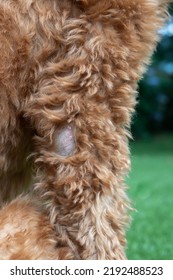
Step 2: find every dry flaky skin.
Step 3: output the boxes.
[0,0,171,259]
[0,196,75,259]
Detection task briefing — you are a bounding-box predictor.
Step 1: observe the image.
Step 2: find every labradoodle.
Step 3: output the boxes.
[0,196,75,259]
[0,0,171,259]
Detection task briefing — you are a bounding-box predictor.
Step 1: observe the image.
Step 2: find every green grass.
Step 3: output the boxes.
[126,135,173,260]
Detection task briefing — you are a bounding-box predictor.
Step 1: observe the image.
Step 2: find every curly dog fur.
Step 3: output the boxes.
[0,0,171,259]
[0,196,75,259]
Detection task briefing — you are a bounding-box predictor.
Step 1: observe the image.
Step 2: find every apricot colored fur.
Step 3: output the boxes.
[0,196,75,259]
[0,0,171,259]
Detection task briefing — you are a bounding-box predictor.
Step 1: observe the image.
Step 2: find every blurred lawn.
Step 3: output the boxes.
[126,135,173,260]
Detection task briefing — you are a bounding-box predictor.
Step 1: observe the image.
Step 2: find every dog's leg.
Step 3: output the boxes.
[26,0,170,259]
[0,196,75,260]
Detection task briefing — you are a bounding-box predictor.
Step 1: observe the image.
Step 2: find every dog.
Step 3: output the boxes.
[0,0,171,259]
[0,196,76,259]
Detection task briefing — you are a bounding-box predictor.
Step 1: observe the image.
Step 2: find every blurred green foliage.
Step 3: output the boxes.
[127,5,173,260]
[132,5,173,139]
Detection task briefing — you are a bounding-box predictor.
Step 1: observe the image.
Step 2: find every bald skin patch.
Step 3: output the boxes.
[56,124,76,157]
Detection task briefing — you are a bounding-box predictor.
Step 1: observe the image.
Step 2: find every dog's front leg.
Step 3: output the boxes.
[26,72,130,260]
[25,0,170,259]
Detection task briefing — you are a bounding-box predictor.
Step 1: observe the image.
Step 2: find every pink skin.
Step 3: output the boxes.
[56,124,76,157]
